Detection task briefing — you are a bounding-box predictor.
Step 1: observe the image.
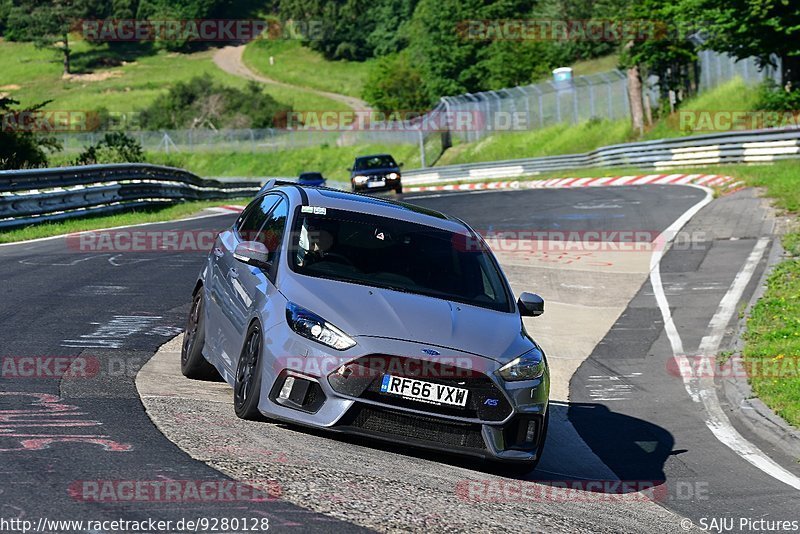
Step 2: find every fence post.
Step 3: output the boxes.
[418,129,426,168]
[572,84,579,123]
[516,87,530,131]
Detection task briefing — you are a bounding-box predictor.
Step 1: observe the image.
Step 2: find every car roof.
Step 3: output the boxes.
[269,183,470,234]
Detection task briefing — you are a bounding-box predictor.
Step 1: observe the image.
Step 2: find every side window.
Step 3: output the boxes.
[255,199,289,262]
[237,195,280,242]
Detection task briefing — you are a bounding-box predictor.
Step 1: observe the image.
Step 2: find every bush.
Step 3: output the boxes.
[364,52,432,113]
[755,81,800,112]
[0,98,61,170]
[74,132,144,165]
[140,76,291,130]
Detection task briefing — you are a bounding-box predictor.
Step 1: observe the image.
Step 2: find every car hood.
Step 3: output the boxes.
[279,274,533,364]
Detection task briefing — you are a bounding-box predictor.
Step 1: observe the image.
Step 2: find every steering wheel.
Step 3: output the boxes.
[321,252,355,267]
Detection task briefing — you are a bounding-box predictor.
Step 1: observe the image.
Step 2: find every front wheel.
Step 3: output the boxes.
[395,182,403,194]
[181,290,219,380]
[233,323,264,420]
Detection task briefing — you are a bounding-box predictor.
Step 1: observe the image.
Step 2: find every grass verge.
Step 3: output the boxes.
[143,143,422,181]
[0,198,250,244]
[243,40,372,101]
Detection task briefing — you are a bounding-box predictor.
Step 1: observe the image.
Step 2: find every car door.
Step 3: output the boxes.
[207,194,281,375]
[227,197,289,373]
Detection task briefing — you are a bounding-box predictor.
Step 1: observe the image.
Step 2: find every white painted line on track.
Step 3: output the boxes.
[649,189,800,491]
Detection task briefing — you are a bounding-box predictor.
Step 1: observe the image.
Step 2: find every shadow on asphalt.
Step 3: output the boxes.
[269,400,673,496]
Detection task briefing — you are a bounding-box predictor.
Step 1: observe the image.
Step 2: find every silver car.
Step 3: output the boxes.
[181,180,550,465]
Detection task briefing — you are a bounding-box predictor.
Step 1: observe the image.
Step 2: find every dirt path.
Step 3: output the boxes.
[213,44,372,112]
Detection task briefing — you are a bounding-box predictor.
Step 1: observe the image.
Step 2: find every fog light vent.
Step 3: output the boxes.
[279,376,295,399]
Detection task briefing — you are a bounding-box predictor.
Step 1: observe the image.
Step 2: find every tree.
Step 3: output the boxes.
[680,0,800,85]
[0,0,11,36]
[364,51,432,112]
[74,132,144,165]
[6,0,97,75]
[408,0,539,101]
[0,97,62,170]
[140,75,291,130]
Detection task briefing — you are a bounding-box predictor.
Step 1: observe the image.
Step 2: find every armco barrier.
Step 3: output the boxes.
[403,128,800,185]
[0,164,261,229]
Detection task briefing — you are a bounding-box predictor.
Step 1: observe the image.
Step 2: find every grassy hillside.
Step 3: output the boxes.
[243,40,373,100]
[0,40,346,114]
[435,77,757,167]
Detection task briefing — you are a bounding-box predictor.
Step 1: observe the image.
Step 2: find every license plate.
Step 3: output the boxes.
[367,180,386,188]
[379,375,468,407]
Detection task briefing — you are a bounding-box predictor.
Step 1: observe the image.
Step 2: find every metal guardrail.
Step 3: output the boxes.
[402,128,800,185]
[0,164,261,230]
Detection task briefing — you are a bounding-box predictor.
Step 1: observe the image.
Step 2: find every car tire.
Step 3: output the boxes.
[233,322,264,420]
[395,183,403,194]
[180,290,219,380]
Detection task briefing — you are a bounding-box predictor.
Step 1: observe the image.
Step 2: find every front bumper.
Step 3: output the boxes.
[352,175,401,193]
[257,332,549,462]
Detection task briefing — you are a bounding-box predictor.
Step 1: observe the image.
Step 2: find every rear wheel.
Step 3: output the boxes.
[180,290,219,380]
[234,323,264,420]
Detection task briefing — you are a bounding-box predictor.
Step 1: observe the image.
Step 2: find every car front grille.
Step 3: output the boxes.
[328,355,513,422]
[339,404,486,450]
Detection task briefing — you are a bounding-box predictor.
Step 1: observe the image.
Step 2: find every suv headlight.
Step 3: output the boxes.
[497,348,545,381]
[353,175,369,184]
[286,303,356,350]
[387,172,399,179]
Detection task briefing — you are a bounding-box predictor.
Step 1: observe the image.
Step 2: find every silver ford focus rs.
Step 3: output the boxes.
[181,180,550,465]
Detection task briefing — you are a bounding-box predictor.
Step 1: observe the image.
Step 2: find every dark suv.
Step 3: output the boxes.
[349,154,403,194]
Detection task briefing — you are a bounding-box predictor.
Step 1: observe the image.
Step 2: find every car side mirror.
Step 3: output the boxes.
[346,167,353,172]
[399,162,404,168]
[233,241,271,269]
[518,292,544,317]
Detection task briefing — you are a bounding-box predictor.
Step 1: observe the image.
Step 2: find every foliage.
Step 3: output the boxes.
[279,0,419,60]
[139,75,292,130]
[0,97,62,170]
[678,0,800,83]
[73,132,144,165]
[363,51,431,112]
[755,80,800,112]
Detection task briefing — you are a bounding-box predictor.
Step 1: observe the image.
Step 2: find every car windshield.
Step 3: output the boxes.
[290,208,512,312]
[353,155,397,171]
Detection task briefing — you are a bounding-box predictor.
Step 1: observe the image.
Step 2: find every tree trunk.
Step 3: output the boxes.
[62,33,71,76]
[627,66,645,135]
[643,89,653,126]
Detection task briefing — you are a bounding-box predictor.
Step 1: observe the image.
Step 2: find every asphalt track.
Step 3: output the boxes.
[0,185,797,532]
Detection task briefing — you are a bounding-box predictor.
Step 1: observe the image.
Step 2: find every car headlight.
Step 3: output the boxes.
[353,175,369,184]
[286,302,356,350]
[387,172,399,179]
[497,348,545,381]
